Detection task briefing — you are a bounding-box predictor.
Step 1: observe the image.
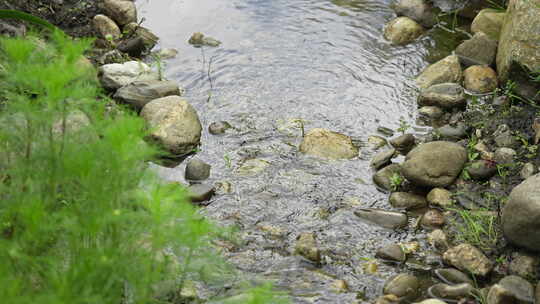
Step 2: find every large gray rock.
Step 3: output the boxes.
[418,83,466,109]
[416,55,463,89]
[401,141,467,187]
[98,61,160,90]
[502,174,540,251]
[140,96,202,157]
[496,0,540,101]
[443,244,493,276]
[471,8,505,40]
[455,32,497,67]
[92,14,121,40]
[392,0,437,27]
[383,17,424,45]
[113,80,181,110]
[299,128,358,159]
[102,0,137,26]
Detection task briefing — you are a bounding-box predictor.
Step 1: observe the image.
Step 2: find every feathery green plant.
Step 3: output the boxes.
[0,31,285,304]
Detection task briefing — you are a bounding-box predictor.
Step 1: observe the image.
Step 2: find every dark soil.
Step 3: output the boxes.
[0,0,100,37]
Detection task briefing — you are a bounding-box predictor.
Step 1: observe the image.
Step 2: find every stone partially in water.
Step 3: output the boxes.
[471,8,505,40]
[209,121,232,135]
[236,159,270,176]
[141,96,202,157]
[368,135,388,150]
[383,17,424,45]
[416,55,463,89]
[389,133,416,154]
[371,148,396,169]
[299,128,358,160]
[187,184,215,204]
[389,192,428,210]
[401,141,467,188]
[455,32,498,67]
[383,274,420,301]
[185,158,211,181]
[354,208,408,229]
[463,65,498,94]
[392,0,437,27]
[188,32,221,47]
[295,232,321,263]
[418,83,466,109]
[373,163,402,191]
[502,174,540,252]
[443,244,493,276]
[419,106,444,120]
[376,243,407,262]
[428,283,474,301]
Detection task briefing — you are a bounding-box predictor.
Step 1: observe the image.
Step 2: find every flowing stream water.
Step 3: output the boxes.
[135,0,447,302]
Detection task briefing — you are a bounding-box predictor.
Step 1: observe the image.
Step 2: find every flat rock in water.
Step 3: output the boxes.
[434,268,473,285]
[354,208,408,229]
[443,244,493,276]
[376,243,406,262]
[295,232,321,263]
[299,128,358,160]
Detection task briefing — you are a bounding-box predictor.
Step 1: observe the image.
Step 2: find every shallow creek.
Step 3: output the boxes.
[136,0,449,302]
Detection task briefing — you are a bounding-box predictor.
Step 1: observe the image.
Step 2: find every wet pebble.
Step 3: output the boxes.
[383,273,420,301]
[428,283,474,301]
[389,192,428,210]
[389,133,415,154]
[434,268,473,285]
[376,243,406,262]
[185,158,211,181]
[419,106,444,119]
[354,208,408,230]
[187,183,215,204]
[371,148,396,169]
[209,121,232,135]
[368,135,388,150]
[421,209,445,229]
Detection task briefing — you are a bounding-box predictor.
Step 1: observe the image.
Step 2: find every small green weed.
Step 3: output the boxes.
[451,208,500,252]
[390,172,404,191]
